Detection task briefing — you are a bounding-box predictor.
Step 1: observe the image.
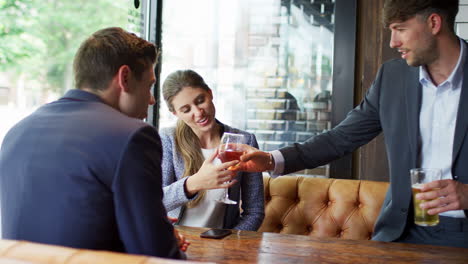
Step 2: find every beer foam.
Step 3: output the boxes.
[412,183,424,189]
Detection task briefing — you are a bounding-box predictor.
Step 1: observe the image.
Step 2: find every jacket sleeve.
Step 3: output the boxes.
[112,126,185,259]
[160,129,198,211]
[280,64,385,175]
[234,133,265,231]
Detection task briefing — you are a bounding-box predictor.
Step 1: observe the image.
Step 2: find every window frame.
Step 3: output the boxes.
[149,0,357,179]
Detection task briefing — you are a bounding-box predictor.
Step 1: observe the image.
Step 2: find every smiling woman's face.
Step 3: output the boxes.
[171,86,217,135]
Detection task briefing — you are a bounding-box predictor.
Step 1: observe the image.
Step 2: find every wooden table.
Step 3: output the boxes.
[177,226,468,264]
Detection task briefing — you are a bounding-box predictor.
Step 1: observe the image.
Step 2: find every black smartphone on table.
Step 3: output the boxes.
[200,228,232,239]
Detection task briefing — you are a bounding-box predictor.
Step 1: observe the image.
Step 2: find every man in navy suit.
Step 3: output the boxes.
[236,0,468,248]
[0,27,186,258]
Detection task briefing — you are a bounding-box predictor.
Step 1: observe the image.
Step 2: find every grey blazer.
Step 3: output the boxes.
[278,41,468,242]
[159,122,264,231]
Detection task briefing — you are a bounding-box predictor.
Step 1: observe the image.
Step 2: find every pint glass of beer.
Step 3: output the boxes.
[410,168,442,226]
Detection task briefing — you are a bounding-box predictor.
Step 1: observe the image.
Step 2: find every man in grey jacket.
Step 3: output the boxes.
[235,0,468,248]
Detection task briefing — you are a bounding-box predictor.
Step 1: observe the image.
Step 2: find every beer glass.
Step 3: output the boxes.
[410,168,442,226]
[217,132,244,204]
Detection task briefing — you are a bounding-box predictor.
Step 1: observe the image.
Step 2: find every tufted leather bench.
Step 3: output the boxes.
[0,240,207,264]
[259,175,389,240]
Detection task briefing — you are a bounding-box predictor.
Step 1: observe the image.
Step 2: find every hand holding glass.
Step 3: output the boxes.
[410,168,442,226]
[217,132,244,204]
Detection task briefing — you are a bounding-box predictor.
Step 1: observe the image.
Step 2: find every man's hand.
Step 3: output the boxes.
[417,179,468,215]
[230,144,274,173]
[168,217,190,252]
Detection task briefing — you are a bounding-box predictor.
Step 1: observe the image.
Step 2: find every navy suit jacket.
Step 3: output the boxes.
[0,89,184,259]
[279,41,468,242]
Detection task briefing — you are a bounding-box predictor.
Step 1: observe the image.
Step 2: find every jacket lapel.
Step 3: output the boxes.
[452,57,468,164]
[405,66,422,168]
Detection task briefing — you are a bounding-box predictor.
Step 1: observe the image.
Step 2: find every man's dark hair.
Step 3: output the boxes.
[383,0,459,33]
[73,27,157,91]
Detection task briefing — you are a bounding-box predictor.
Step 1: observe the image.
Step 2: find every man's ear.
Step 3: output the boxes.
[427,13,442,35]
[117,65,131,93]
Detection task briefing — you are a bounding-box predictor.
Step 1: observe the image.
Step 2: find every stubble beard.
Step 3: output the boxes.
[406,35,438,67]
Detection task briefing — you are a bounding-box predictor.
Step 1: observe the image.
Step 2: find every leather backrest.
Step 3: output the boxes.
[259,175,389,240]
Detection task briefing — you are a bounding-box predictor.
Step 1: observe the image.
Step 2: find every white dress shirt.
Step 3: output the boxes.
[419,38,466,218]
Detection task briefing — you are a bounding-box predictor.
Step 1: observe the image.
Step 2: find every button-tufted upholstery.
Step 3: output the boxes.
[259,175,389,240]
[0,240,207,264]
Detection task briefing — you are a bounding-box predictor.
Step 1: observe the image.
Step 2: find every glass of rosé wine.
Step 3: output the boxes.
[217,132,245,204]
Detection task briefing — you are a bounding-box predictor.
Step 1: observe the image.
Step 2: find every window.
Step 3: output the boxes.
[456,0,468,40]
[157,0,355,178]
[0,0,148,145]
[0,0,149,237]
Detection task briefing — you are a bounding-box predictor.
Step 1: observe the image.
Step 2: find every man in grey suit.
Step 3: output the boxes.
[236,0,468,248]
[0,27,187,258]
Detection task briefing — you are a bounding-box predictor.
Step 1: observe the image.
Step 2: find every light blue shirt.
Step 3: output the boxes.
[419,38,466,218]
[270,150,284,177]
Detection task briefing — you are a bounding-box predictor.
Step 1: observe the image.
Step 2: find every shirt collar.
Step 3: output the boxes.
[419,38,466,89]
[60,89,105,103]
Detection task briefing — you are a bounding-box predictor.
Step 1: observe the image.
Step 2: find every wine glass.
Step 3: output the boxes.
[216,132,245,204]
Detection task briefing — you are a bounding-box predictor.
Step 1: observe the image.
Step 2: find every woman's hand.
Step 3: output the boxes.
[185,149,238,196]
[168,217,190,252]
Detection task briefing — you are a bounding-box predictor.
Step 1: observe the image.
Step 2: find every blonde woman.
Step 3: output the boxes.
[160,70,264,230]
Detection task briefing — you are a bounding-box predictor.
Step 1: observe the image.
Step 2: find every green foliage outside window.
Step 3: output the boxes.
[0,0,131,95]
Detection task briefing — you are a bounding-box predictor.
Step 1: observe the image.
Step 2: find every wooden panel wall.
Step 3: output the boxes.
[353,0,399,182]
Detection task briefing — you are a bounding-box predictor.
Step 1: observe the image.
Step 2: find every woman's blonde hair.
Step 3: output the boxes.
[162,70,212,207]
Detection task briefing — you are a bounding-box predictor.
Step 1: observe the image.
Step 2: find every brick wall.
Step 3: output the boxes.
[244,1,334,177]
[457,0,468,40]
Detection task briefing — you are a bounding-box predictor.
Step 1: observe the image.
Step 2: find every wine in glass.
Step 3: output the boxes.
[217,132,244,204]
